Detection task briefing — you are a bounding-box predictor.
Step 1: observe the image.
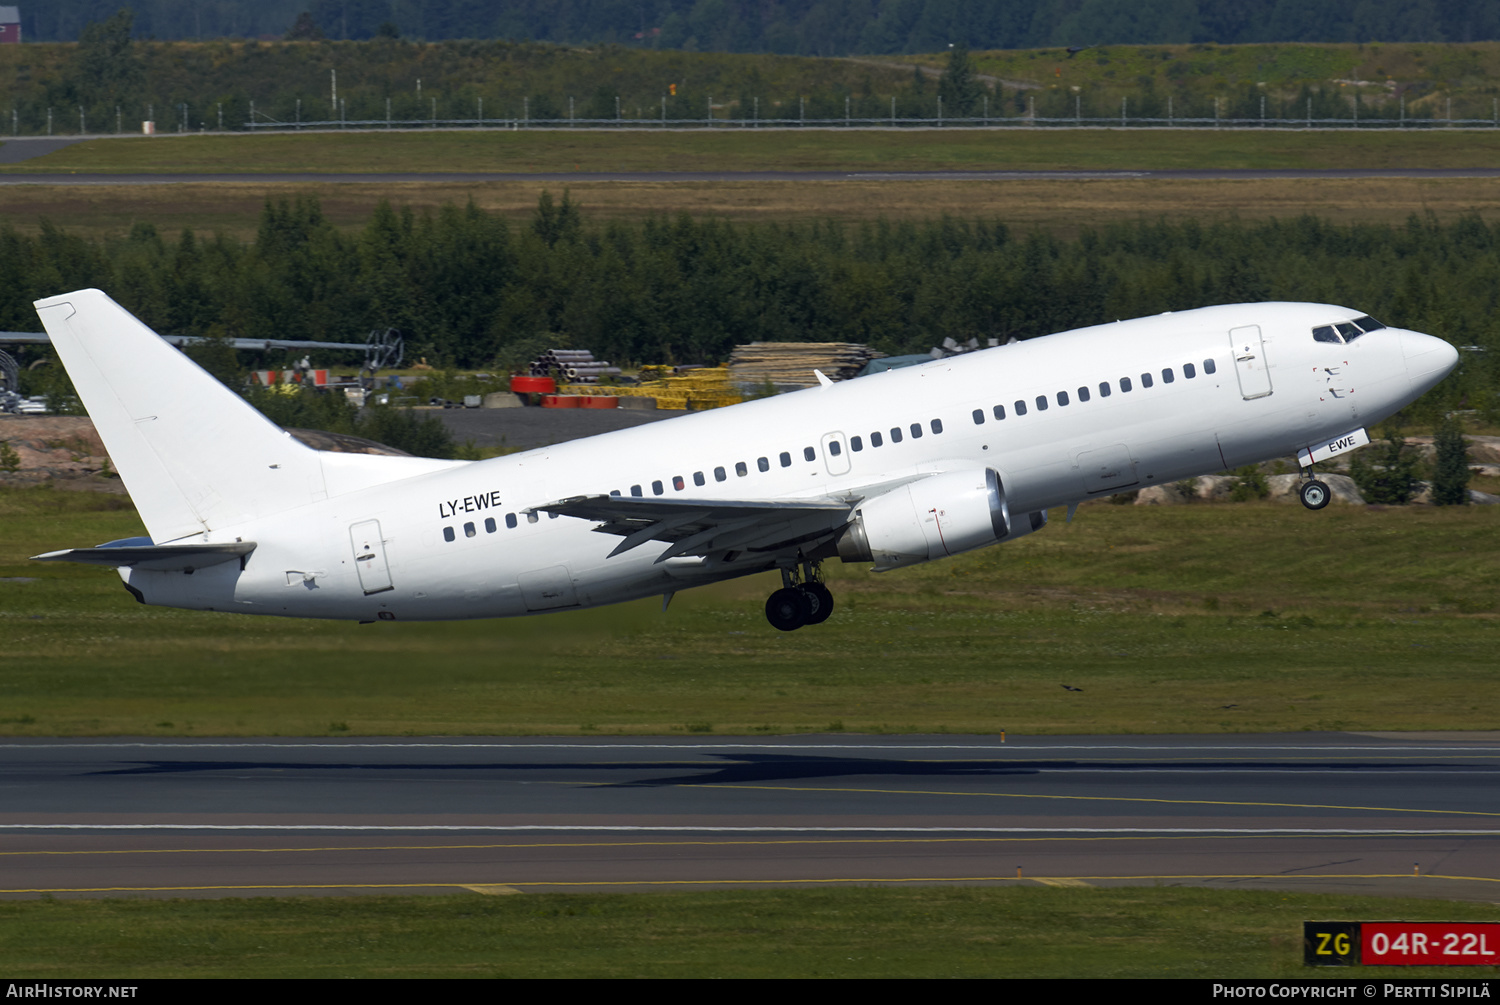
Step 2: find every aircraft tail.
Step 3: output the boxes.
[34,289,329,543]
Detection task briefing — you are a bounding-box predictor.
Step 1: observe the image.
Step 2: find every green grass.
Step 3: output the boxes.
[2,485,1497,737]
[11,127,1500,175]
[0,887,1494,977]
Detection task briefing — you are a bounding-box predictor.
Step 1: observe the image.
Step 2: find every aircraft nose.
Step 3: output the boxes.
[1400,330,1459,391]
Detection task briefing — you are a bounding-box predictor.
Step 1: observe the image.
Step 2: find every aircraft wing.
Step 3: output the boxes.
[536,495,854,563]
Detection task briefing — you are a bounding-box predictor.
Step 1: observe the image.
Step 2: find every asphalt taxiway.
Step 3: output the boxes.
[0,733,1495,900]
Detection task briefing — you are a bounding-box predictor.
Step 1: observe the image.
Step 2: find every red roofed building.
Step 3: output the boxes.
[0,8,19,44]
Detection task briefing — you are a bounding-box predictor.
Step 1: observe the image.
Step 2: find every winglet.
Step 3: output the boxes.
[814,369,833,388]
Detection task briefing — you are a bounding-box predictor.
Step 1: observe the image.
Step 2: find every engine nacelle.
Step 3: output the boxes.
[836,468,1047,571]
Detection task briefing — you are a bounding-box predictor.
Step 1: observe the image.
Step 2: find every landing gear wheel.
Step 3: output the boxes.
[766,587,811,631]
[800,582,834,625]
[1300,479,1331,511]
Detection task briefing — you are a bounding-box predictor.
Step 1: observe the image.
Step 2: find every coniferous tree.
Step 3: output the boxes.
[1431,414,1471,505]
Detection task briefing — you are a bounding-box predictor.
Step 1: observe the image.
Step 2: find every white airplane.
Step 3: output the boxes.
[32,290,1457,631]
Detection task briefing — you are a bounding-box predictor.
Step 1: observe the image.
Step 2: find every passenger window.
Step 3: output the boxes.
[693,471,705,486]
[890,427,903,443]
[549,512,558,519]
[850,436,863,452]
[1162,368,1174,383]
[1140,372,1154,388]
[780,452,792,467]
[1014,400,1027,416]
[714,466,727,482]
[1098,382,1111,397]
[758,456,770,471]
[972,408,985,425]
[527,512,539,524]
[506,513,518,529]
[609,490,621,497]
[1203,358,1216,375]
[485,517,496,533]
[804,446,816,461]
[464,522,476,538]
[871,431,884,447]
[1183,363,1196,379]
[992,404,1006,420]
[1035,395,1048,411]
[631,485,642,497]
[931,418,943,434]
[910,423,923,439]
[443,526,455,542]
[1120,377,1132,392]
[673,475,684,491]
[1313,325,1341,344]
[652,480,664,495]
[1078,385,1090,402]
[1057,390,1070,406]
[736,461,747,476]
[828,441,842,456]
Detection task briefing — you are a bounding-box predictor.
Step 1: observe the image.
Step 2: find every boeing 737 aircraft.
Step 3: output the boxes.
[32,290,1457,630]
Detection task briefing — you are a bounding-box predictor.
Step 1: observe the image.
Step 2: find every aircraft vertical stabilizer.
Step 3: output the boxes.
[34,289,325,542]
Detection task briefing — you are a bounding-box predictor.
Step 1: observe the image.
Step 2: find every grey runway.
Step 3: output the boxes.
[1,168,1499,186]
[0,733,1496,900]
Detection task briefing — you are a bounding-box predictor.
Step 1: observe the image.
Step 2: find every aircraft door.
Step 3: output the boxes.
[349,519,394,595]
[1229,325,1273,400]
[821,431,851,476]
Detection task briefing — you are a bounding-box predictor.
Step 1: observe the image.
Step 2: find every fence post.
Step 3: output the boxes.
[846,94,851,126]
[936,94,941,126]
[1167,95,1172,124]
[1306,96,1311,128]
[1121,96,1126,127]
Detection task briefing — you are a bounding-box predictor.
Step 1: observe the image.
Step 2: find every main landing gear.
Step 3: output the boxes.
[765,561,834,632]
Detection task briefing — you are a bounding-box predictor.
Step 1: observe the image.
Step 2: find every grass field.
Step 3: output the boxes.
[2,176,1498,242]
[2,485,1496,737]
[11,127,1500,174]
[1,886,1495,978]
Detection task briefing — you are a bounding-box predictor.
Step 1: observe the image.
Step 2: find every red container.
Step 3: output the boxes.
[541,394,580,408]
[510,376,556,394]
[581,396,619,409]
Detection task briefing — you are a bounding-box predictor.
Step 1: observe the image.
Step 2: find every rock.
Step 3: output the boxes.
[1470,490,1500,504]
[1323,473,1365,504]
[1134,484,1190,505]
[482,392,525,409]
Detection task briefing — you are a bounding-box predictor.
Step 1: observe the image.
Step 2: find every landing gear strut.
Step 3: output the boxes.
[764,560,834,631]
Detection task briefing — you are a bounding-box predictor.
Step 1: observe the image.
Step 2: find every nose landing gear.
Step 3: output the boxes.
[764,561,834,631]
[1299,478,1331,510]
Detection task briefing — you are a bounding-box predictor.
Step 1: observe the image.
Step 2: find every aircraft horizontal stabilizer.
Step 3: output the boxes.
[32,539,256,571]
[537,495,852,561]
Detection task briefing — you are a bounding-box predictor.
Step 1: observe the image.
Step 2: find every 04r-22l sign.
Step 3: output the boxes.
[1305,922,1500,966]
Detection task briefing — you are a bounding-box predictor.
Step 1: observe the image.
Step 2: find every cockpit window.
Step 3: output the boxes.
[1335,322,1362,341]
[1352,315,1386,335]
[1312,325,1342,344]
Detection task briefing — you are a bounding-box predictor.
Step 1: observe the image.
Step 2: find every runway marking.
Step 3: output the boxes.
[1,873,1495,896]
[2,831,1496,858]
[1031,878,1093,888]
[698,783,1500,818]
[463,885,522,895]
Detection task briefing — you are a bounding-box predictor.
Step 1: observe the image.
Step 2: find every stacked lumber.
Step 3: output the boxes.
[728,342,886,386]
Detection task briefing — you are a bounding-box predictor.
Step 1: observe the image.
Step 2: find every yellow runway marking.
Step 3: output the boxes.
[463,885,522,895]
[1,873,1496,896]
[694,782,1500,817]
[1031,878,1093,888]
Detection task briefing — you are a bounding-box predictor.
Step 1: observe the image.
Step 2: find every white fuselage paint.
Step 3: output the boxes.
[124,303,1456,622]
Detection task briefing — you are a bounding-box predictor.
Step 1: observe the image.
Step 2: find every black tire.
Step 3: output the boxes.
[801,582,834,625]
[765,587,810,631]
[1300,479,1331,511]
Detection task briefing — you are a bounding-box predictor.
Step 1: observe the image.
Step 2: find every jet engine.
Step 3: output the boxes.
[836,467,1046,571]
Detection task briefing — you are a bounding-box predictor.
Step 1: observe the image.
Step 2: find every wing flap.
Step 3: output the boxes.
[537,495,853,559]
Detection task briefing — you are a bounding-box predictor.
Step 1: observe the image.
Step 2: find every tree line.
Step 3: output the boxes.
[4,195,1496,424]
[22,1,1500,49]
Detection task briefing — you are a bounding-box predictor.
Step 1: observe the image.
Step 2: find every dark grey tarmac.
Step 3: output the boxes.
[1,733,1496,900]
